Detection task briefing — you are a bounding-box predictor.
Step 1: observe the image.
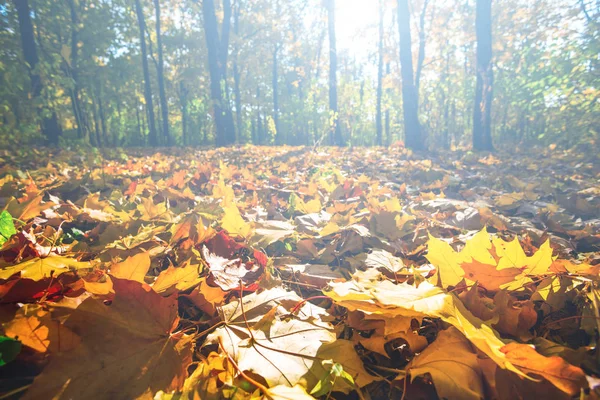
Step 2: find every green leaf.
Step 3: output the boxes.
[0,336,21,366]
[0,210,17,246]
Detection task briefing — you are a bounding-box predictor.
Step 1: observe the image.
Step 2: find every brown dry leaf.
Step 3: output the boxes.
[405,327,485,400]
[500,342,588,396]
[492,291,537,340]
[23,277,193,400]
[459,283,497,321]
[110,252,151,283]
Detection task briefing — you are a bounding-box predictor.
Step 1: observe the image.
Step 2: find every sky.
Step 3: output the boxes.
[336,0,381,60]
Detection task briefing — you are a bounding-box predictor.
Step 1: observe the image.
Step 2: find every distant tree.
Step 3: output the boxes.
[376,0,384,146]
[134,0,157,146]
[415,0,430,93]
[397,0,423,150]
[12,0,62,144]
[232,0,243,143]
[273,1,282,145]
[326,0,344,146]
[202,0,236,146]
[66,0,88,141]
[472,0,494,151]
[153,0,171,145]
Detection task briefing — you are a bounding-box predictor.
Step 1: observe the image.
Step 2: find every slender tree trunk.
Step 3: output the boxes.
[135,0,157,146]
[91,92,102,147]
[397,0,423,150]
[96,84,108,147]
[202,0,235,146]
[376,0,384,146]
[179,82,188,146]
[67,0,88,140]
[256,85,263,145]
[13,0,62,144]
[441,44,451,149]
[326,0,343,146]
[415,0,429,93]
[385,62,391,146]
[153,0,171,145]
[136,97,142,145]
[232,0,243,143]
[273,44,281,145]
[473,0,494,151]
[272,0,282,145]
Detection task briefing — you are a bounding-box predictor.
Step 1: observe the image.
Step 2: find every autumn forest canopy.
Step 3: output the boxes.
[0,0,599,400]
[0,0,598,148]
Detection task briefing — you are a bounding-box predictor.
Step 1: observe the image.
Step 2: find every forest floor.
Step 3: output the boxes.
[0,145,598,399]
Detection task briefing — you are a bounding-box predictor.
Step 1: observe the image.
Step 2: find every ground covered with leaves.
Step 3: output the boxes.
[0,145,598,400]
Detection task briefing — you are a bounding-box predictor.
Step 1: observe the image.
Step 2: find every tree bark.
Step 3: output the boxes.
[472,0,494,151]
[179,81,188,146]
[153,0,171,145]
[385,62,391,146]
[135,0,157,146]
[376,0,384,146]
[397,0,423,150]
[202,0,236,146]
[13,0,62,144]
[66,0,88,140]
[232,0,243,143]
[273,43,281,145]
[415,0,429,93]
[326,0,343,146]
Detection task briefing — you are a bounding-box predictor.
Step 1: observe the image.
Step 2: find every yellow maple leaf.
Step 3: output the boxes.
[0,255,91,281]
[324,274,524,376]
[220,204,252,239]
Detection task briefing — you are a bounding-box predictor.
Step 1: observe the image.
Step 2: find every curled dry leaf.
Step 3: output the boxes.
[405,327,485,400]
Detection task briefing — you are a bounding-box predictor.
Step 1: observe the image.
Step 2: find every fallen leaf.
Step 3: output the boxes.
[406,327,485,400]
[0,255,91,281]
[110,252,151,283]
[22,278,193,400]
[500,342,588,395]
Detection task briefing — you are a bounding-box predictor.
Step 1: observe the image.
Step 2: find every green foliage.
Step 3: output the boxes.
[0,211,16,246]
[0,0,596,148]
[0,336,21,366]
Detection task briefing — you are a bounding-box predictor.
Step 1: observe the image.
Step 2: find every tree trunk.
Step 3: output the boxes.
[91,91,102,147]
[415,0,429,93]
[202,0,236,147]
[67,0,88,140]
[135,0,157,146]
[96,84,108,147]
[232,0,243,143]
[376,0,384,146]
[13,0,62,144]
[441,44,451,149]
[397,0,423,150]
[256,85,263,145]
[179,81,188,146]
[385,62,391,146]
[136,97,142,145]
[472,0,494,151]
[326,0,343,146]
[153,0,171,145]
[273,44,281,145]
